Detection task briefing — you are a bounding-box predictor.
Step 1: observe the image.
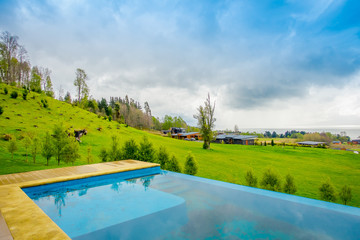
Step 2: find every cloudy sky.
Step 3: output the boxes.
[1,0,360,130]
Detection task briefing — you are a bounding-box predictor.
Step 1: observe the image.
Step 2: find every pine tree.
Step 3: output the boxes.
[184,152,198,175]
[138,136,155,162]
[245,168,258,187]
[319,178,336,202]
[260,168,281,191]
[166,155,182,173]
[283,174,297,194]
[157,146,169,169]
[122,139,139,160]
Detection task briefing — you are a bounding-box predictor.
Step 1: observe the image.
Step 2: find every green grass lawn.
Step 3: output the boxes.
[1,83,360,207]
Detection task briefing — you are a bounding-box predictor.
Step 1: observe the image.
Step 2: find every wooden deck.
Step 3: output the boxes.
[0,160,159,240]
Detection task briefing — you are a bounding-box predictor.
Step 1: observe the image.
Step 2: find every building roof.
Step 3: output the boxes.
[216,134,257,140]
[297,141,326,145]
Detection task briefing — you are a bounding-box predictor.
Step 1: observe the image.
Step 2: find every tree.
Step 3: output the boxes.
[23,135,32,162]
[22,88,28,100]
[86,146,93,164]
[184,152,198,175]
[31,136,41,163]
[260,168,281,191]
[166,155,182,173]
[63,136,80,165]
[319,178,336,202]
[42,132,54,166]
[122,139,139,160]
[99,148,108,162]
[271,139,275,146]
[283,174,297,194]
[138,136,155,162]
[30,66,42,93]
[8,138,17,160]
[74,68,89,103]
[0,31,19,84]
[339,185,352,205]
[194,93,216,149]
[157,146,169,169]
[64,91,71,103]
[245,168,258,187]
[109,135,121,161]
[52,123,69,166]
[45,75,54,97]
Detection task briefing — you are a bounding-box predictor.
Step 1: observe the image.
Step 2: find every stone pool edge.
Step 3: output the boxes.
[0,160,160,240]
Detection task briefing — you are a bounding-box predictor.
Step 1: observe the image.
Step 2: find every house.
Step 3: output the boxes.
[332,141,341,145]
[297,141,326,146]
[213,134,257,145]
[352,139,360,144]
[162,127,186,135]
[179,132,202,140]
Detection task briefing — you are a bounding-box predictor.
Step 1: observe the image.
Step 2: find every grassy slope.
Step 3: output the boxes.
[1,83,359,207]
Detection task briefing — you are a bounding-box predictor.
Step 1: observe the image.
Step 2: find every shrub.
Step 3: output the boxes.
[319,178,336,202]
[260,168,281,191]
[4,87,8,95]
[138,136,155,162]
[10,91,18,99]
[157,146,169,169]
[245,168,258,187]
[339,185,352,205]
[22,89,28,100]
[108,116,112,122]
[184,152,198,175]
[99,148,108,162]
[122,139,139,160]
[264,141,267,146]
[283,174,297,194]
[166,155,182,173]
[0,106,3,115]
[271,139,274,146]
[41,99,48,108]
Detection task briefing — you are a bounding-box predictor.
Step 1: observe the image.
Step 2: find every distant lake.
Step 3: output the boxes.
[239,128,360,140]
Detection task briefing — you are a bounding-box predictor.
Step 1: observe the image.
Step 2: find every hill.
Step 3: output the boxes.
[0,83,360,207]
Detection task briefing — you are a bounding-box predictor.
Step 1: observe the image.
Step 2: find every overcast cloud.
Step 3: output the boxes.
[1,0,360,129]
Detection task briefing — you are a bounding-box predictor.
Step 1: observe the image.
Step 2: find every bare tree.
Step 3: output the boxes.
[0,31,19,84]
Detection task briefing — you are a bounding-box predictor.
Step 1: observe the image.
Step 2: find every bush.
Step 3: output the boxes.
[22,89,28,100]
[138,136,155,162]
[10,91,18,99]
[339,185,352,205]
[0,106,3,115]
[122,139,139,160]
[184,152,198,175]
[41,99,48,108]
[99,148,108,162]
[264,141,267,146]
[166,155,182,173]
[157,146,169,169]
[283,174,297,194]
[8,138,17,160]
[4,87,8,95]
[260,168,281,191]
[245,168,258,187]
[108,116,112,122]
[271,139,274,146]
[319,178,336,202]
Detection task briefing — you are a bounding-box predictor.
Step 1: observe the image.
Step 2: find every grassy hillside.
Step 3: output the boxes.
[1,83,360,207]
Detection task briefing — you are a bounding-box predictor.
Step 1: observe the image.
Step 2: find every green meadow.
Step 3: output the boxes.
[1,83,359,207]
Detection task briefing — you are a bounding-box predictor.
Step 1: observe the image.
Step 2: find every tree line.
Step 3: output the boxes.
[0,31,54,97]
[244,168,352,205]
[99,136,198,175]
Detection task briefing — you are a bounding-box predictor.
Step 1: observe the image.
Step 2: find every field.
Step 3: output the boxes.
[1,83,360,207]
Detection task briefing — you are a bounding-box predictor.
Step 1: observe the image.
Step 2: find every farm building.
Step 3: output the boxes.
[352,139,360,144]
[171,132,202,140]
[213,134,257,145]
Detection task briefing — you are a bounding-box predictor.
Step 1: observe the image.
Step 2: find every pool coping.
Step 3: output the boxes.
[0,160,159,240]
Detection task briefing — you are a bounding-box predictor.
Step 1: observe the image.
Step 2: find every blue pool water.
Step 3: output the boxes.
[23,167,360,240]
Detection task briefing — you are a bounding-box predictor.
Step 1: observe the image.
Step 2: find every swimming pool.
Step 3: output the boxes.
[23,166,360,239]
